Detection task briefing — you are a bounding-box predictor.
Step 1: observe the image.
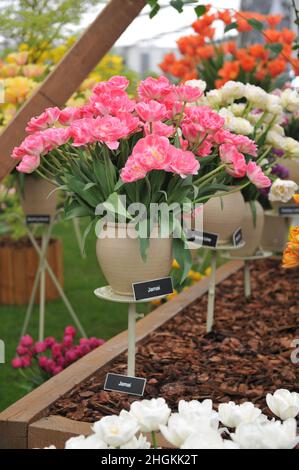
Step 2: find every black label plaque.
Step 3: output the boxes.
[104,373,146,396]
[26,215,51,224]
[279,206,299,216]
[133,277,173,302]
[233,227,243,246]
[187,230,218,248]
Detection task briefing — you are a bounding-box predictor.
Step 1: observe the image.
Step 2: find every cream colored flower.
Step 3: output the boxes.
[269,179,299,203]
[281,89,299,112]
[220,81,246,103]
[92,411,139,447]
[185,79,207,92]
[206,89,223,107]
[245,84,268,109]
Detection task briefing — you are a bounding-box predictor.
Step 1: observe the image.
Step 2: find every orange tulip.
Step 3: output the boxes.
[240,55,256,72]
[293,194,299,205]
[281,28,296,45]
[267,15,283,28]
[249,44,268,60]
[264,29,281,43]
[282,242,299,268]
[268,58,286,77]
[219,61,240,80]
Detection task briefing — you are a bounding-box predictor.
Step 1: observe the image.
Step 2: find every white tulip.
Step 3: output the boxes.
[266,95,283,115]
[230,103,246,116]
[245,84,269,109]
[65,434,108,449]
[220,81,246,103]
[129,398,171,433]
[266,389,299,420]
[120,434,151,449]
[178,399,219,429]
[284,137,299,158]
[269,178,298,203]
[206,89,223,107]
[181,427,240,449]
[218,401,264,428]
[44,445,56,449]
[218,108,253,135]
[160,413,196,447]
[92,410,139,447]
[281,88,299,112]
[185,79,207,92]
[265,130,286,150]
[231,418,299,449]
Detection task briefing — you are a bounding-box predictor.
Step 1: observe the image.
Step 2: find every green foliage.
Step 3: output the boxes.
[146,1,206,18]
[0,0,101,52]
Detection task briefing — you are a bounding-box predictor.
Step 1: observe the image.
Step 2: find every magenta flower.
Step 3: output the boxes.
[12,357,23,369]
[64,326,77,337]
[20,335,34,347]
[34,341,47,354]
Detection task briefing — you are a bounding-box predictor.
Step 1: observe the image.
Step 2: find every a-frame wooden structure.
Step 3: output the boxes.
[0,0,146,180]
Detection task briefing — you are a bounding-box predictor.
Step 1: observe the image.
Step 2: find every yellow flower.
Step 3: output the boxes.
[172,259,180,269]
[151,299,162,306]
[191,271,202,281]
[167,289,178,301]
[205,267,212,277]
[6,52,29,66]
[4,77,37,104]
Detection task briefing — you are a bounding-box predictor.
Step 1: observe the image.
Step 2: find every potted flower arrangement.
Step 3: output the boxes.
[195,80,299,255]
[11,76,267,294]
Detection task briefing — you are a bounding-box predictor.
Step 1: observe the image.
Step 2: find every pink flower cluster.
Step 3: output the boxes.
[121,134,199,182]
[11,74,269,189]
[12,327,105,376]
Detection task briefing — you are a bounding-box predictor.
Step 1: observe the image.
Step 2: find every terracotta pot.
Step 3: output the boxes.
[0,237,63,305]
[261,214,290,253]
[276,158,299,186]
[202,191,245,245]
[20,177,57,217]
[229,201,264,257]
[96,223,173,296]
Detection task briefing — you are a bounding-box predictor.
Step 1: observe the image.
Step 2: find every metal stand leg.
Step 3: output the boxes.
[72,218,86,259]
[244,260,251,299]
[21,220,53,338]
[38,233,47,341]
[19,211,87,339]
[207,250,217,333]
[127,303,136,376]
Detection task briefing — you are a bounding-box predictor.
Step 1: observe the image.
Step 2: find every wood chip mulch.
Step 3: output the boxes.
[49,259,299,423]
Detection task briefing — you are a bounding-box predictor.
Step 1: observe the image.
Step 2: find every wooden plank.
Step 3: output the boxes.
[28,416,172,449]
[0,0,146,180]
[0,260,243,448]
[28,416,92,449]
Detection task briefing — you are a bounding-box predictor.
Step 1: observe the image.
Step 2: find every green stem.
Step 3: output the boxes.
[195,182,249,203]
[151,431,158,449]
[194,164,226,186]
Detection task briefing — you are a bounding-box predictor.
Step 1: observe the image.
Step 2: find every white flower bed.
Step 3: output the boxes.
[45,389,299,449]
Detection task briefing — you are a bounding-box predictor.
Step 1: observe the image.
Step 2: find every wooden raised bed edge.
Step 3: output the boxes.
[0,260,243,449]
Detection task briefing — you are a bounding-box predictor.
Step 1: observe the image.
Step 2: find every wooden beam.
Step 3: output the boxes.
[0,0,146,180]
[0,260,243,448]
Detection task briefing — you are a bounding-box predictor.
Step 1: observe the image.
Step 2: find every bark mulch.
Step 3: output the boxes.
[49,259,299,423]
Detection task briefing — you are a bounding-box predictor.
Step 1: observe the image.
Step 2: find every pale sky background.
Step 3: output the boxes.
[79,0,241,47]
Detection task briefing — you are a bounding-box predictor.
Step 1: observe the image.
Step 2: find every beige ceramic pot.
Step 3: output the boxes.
[229,201,264,257]
[20,176,57,217]
[96,223,173,296]
[202,191,245,245]
[261,213,290,253]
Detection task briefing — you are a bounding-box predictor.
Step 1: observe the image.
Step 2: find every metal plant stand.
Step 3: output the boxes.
[223,250,273,299]
[94,286,167,376]
[18,211,87,341]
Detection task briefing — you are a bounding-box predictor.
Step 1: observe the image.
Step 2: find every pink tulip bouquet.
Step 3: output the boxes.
[11,75,269,277]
